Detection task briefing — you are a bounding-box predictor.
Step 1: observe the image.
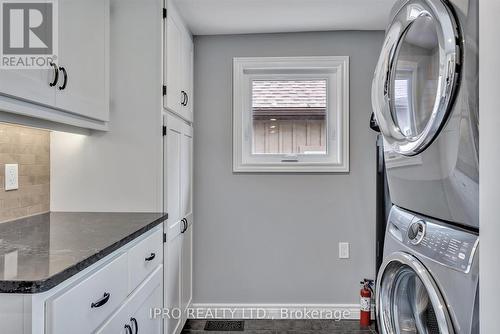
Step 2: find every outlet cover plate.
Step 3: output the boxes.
[5,164,19,191]
[339,242,349,259]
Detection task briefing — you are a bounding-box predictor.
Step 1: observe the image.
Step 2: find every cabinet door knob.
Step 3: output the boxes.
[58,66,68,90]
[124,324,133,334]
[130,317,138,334]
[49,62,59,87]
[145,253,156,261]
[90,292,110,308]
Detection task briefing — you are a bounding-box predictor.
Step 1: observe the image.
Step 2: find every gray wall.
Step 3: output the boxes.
[51,0,163,212]
[479,0,500,332]
[193,31,384,304]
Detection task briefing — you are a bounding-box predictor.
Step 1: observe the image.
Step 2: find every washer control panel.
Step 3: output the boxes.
[389,206,479,273]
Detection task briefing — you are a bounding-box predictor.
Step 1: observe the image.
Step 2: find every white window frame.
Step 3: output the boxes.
[233,56,349,173]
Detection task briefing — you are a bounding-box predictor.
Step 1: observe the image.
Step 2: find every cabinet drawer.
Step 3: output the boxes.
[95,266,163,334]
[46,253,128,334]
[128,228,163,292]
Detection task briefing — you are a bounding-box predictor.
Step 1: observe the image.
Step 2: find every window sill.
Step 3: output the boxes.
[232,162,350,173]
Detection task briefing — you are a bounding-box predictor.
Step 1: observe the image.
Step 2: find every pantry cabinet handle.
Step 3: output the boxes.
[58,66,68,90]
[49,62,59,87]
[181,91,187,106]
[145,253,156,261]
[124,324,133,334]
[184,92,188,106]
[181,218,188,233]
[130,317,138,334]
[90,292,110,308]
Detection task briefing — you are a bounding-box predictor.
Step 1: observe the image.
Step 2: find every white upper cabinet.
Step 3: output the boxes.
[164,0,193,123]
[0,0,110,131]
[0,3,55,106]
[164,7,183,117]
[55,0,110,122]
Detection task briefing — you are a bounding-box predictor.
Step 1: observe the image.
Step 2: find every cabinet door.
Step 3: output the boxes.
[165,113,193,226]
[164,9,182,115]
[164,222,182,334]
[0,2,55,107]
[55,0,109,121]
[164,113,192,334]
[180,31,193,122]
[181,214,193,321]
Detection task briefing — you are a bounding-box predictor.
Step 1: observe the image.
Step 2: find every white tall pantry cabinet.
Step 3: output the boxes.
[49,0,194,333]
[163,1,194,333]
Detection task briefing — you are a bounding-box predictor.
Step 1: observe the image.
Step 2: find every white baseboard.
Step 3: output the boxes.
[189,303,375,320]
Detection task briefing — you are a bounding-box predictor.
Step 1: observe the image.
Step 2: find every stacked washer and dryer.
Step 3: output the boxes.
[371,0,479,333]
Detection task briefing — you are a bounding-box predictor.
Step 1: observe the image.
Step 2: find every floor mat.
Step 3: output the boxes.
[204,320,245,331]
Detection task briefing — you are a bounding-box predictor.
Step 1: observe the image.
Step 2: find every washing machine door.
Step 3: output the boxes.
[376,252,454,334]
[372,0,461,156]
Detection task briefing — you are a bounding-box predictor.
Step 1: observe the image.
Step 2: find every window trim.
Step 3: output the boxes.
[233,56,350,173]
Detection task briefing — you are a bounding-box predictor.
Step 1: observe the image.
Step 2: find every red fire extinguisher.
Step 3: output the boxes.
[360,279,374,327]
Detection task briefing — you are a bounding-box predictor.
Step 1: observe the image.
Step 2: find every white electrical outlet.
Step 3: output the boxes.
[339,242,350,259]
[5,164,19,191]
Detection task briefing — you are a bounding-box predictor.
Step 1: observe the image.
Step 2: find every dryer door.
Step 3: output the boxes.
[372,0,460,156]
[376,252,454,334]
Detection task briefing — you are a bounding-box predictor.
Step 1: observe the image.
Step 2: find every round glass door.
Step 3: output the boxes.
[377,253,454,334]
[371,0,460,155]
[391,15,440,139]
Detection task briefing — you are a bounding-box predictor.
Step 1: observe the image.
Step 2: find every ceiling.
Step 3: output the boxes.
[174,0,398,36]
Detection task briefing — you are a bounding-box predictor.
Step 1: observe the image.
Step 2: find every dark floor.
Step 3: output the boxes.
[182,319,378,334]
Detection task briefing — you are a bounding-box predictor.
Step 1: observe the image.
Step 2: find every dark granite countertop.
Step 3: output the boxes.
[0,212,167,294]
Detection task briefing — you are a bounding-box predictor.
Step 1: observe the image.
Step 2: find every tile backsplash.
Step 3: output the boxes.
[0,123,50,223]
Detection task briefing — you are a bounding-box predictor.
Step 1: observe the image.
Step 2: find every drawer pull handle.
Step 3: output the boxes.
[145,253,156,261]
[91,292,110,308]
[124,324,133,334]
[130,317,138,334]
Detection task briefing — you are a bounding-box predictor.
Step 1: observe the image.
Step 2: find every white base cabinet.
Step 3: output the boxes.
[0,226,163,334]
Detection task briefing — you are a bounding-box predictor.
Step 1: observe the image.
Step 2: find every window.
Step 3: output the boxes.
[233,56,349,172]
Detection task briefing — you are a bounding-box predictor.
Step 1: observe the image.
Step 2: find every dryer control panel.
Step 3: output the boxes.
[388,206,479,273]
